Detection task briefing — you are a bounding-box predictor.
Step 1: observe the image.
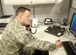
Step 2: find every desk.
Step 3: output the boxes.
[32,25,76,55]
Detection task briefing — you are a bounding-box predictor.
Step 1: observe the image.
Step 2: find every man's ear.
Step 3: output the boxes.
[20,14,23,19]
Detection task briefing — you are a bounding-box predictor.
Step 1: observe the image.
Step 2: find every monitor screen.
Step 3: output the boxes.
[70,13,76,36]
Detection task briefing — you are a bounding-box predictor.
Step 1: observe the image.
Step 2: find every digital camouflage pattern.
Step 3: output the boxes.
[0,19,56,55]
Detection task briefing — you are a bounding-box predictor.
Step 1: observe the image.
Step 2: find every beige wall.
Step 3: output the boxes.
[1,0,15,15]
[1,0,70,25]
[13,0,70,24]
[0,0,3,16]
[68,0,76,24]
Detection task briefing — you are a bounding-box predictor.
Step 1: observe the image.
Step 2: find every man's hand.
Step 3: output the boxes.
[55,39,62,48]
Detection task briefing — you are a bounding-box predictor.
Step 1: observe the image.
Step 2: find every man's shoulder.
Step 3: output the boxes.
[4,20,17,31]
[7,20,16,27]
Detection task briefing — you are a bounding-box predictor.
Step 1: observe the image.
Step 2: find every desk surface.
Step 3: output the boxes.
[32,25,76,55]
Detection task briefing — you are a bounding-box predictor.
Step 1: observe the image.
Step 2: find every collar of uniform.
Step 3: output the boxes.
[14,19,26,29]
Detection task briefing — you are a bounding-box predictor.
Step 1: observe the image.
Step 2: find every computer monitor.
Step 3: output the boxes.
[69,13,76,37]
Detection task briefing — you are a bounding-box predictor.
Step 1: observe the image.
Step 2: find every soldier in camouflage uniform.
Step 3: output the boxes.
[0,7,62,55]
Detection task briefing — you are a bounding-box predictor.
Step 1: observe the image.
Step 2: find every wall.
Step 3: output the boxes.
[1,0,15,15]
[13,0,70,24]
[72,0,76,9]
[0,0,3,16]
[14,4,60,22]
[68,8,76,24]
[14,4,55,22]
[68,0,76,24]
[1,0,70,24]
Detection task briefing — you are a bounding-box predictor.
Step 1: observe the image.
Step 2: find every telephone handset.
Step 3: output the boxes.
[25,24,31,31]
[25,24,37,34]
[25,18,38,34]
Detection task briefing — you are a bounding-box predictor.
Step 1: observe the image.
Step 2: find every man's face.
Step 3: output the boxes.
[22,10,31,26]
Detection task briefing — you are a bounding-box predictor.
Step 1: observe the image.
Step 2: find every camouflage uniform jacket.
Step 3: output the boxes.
[0,19,56,55]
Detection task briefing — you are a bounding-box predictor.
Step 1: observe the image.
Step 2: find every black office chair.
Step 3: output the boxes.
[32,50,49,55]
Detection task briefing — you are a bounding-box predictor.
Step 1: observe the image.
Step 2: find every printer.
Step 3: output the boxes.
[0,15,12,33]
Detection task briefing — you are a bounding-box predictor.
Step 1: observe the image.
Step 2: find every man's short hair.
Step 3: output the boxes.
[16,7,30,16]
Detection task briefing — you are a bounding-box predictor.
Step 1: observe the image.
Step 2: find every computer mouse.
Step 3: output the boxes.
[57,32,61,36]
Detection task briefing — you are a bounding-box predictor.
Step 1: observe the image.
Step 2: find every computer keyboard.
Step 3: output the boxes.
[62,41,76,55]
[44,26,65,37]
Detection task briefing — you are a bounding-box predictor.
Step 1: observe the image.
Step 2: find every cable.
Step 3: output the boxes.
[31,28,37,34]
[64,29,76,40]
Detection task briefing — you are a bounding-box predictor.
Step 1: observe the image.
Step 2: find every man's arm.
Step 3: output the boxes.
[13,27,56,51]
[24,36,56,51]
